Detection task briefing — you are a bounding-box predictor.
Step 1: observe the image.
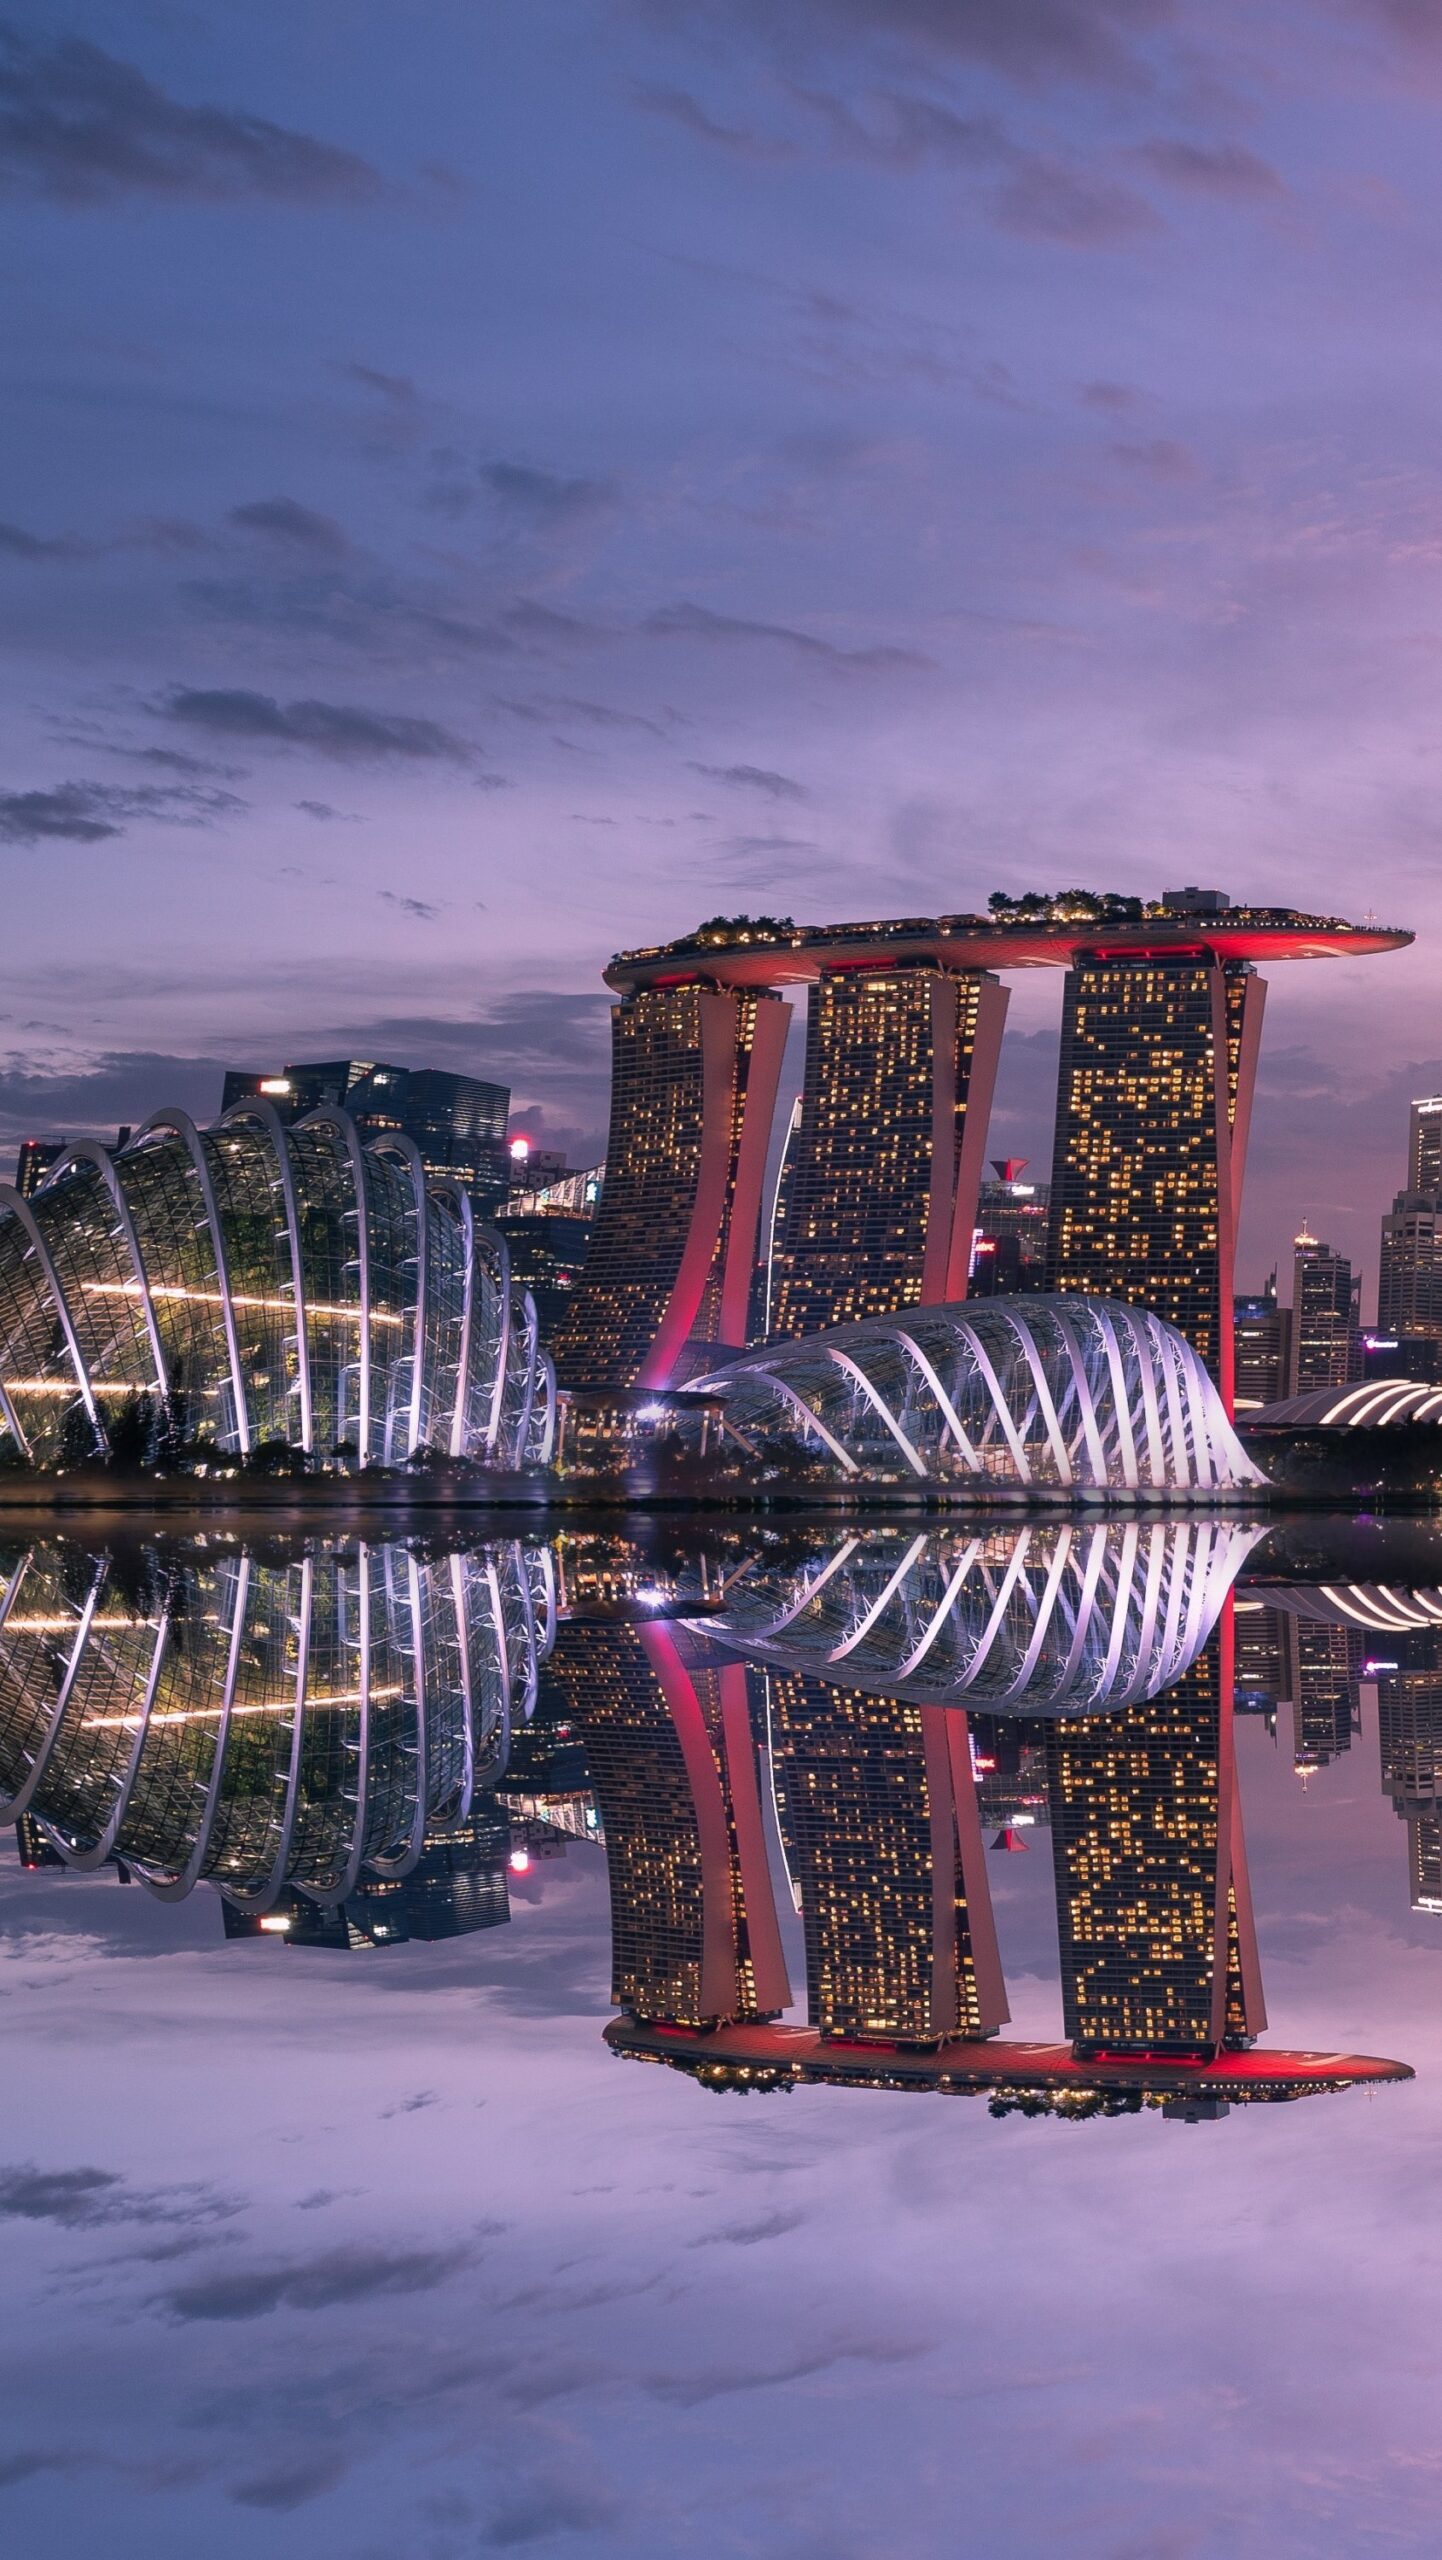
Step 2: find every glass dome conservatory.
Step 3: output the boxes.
[0,1103,553,1469]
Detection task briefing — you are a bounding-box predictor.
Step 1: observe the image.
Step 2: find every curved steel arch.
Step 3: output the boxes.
[0,1182,104,1447]
[44,1137,169,1406]
[218,1099,315,1454]
[365,1131,430,1462]
[295,1109,373,1463]
[138,1110,252,1454]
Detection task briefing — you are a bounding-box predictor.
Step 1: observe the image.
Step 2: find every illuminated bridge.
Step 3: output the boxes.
[0,1102,554,1468]
[554,894,1410,1401]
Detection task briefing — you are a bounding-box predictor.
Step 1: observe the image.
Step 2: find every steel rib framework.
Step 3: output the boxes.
[0,1104,554,1469]
[687,1518,1264,1716]
[0,1538,554,1910]
[693,1295,1265,1497]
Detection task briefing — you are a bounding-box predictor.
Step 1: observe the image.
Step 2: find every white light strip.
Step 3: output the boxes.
[81,1684,405,1731]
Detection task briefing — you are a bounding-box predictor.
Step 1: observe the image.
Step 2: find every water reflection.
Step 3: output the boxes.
[2,1519,1430,2118]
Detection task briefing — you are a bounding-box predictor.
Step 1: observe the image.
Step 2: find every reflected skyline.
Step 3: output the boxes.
[6,1517,1437,2123]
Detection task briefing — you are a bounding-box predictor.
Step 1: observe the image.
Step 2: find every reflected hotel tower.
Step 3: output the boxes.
[554,894,1406,1405]
[552,1540,1407,2115]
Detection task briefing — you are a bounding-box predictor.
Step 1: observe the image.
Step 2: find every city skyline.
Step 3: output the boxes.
[9,8,1442,1306]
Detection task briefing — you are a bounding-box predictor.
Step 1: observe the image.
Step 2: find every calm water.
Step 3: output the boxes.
[3,1512,1441,2558]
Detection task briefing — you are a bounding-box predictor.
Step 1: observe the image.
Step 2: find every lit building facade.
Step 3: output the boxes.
[1233,1281,1291,1409]
[768,1673,1006,2043]
[1378,1195,1442,1340]
[0,1103,552,1468]
[555,901,1407,1394]
[1290,1231,1358,1392]
[769,966,1008,1338]
[548,1620,789,2027]
[1047,944,1264,1398]
[14,1141,64,1201]
[224,1059,512,1211]
[552,982,789,1390]
[1409,1097,1442,1195]
[1044,1630,1265,2058]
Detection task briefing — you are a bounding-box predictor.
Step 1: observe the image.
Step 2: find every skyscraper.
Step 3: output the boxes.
[221,1059,512,1208]
[1045,1629,1265,2058]
[553,982,789,1390]
[1233,1278,1291,1407]
[767,1672,1007,2044]
[1290,1231,1358,1392]
[13,1140,64,1200]
[1378,1194,1442,1340]
[1408,1096,1442,1195]
[1047,924,1264,1396]
[769,965,1008,1338]
[548,1620,789,2027]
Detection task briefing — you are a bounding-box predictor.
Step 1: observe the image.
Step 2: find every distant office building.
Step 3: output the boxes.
[1378,1194,1442,1341]
[1233,1600,1285,1720]
[13,1140,64,1200]
[1045,1645,1265,2057]
[1290,1231,1359,1392]
[508,1163,602,1220]
[768,1673,1007,2044]
[1358,1330,1441,1384]
[1048,909,1264,1393]
[1410,1814,1442,1914]
[14,1814,65,1869]
[970,1159,1049,1299]
[1234,1279,1291,1408]
[1281,1617,1359,1776]
[494,1209,593,1341]
[222,1058,511,1209]
[222,1806,513,1948]
[770,966,1008,1339]
[1408,1096,1442,1195]
[506,1139,567,1193]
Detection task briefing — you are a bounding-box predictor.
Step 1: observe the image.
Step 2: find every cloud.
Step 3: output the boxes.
[0,2161,235,2230]
[479,461,617,523]
[1134,138,1282,194]
[294,799,360,822]
[0,1049,226,1148]
[1077,377,1144,411]
[482,2478,622,2546]
[0,518,94,561]
[652,0,1170,91]
[688,2207,807,2245]
[634,82,792,158]
[789,83,1011,170]
[498,693,668,738]
[230,2449,351,2511]
[648,2336,928,2408]
[227,498,351,557]
[378,891,439,921]
[689,761,808,799]
[0,778,245,845]
[156,2241,471,2323]
[0,25,385,205]
[1108,435,1196,476]
[643,599,931,669]
[158,688,474,763]
[994,156,1162,244]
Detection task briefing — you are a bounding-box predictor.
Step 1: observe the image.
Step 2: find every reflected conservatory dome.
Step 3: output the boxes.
[0,1102,553,1468]
[687,1518,1263,1716]
[692,1295,1264,1497]
[0,1537,554,1906]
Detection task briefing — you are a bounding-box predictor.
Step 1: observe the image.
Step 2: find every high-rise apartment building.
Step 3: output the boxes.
[1047,929,1264,1395]
[1290,1231,1358,1392]
[1233,1279,1291,1408]
[769,965,1008,1338]
[767,1673,1006,2044]
[1378,1194,1442,1340]
[13,1140,64,1199]
[970,1158,1050,1299]
[1044,1637,1265,2057]
[1408,1096,1442,1195]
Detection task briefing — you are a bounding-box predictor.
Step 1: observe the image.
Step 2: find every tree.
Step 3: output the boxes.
[106,1389,156,1472]
[57,1400,99,1469]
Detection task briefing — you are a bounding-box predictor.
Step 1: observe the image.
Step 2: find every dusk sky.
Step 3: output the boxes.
[6,3,1442,1286]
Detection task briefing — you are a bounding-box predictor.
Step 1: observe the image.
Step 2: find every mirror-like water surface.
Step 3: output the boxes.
[4,1513,1440,2555]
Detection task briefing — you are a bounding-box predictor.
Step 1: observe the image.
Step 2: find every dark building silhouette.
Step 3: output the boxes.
[222,1805,513,1947]
[1282,1615,1359,1776]
[1234,1279,1291,1409]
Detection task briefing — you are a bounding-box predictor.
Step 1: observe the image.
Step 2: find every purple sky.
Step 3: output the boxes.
[1,1697,1438,2557]
[5,4,1442,1296]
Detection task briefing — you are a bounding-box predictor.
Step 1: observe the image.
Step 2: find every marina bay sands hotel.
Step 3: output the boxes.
[554,889,1410,1405]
